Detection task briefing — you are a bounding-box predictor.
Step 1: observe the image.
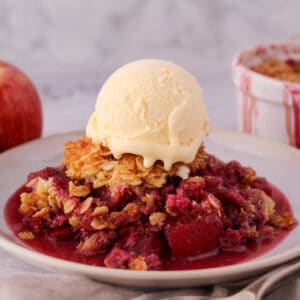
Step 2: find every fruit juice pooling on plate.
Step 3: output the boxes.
[5,59,296,271]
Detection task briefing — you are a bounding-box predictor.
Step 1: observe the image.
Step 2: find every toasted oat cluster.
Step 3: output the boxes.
[63,137,207,188]
[251,58,300,83]
[18,138,296,270]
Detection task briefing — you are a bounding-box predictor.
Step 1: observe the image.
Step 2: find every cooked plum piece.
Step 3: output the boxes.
[165,215,223,257]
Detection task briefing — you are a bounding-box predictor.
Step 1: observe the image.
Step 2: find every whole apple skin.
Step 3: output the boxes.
[0,60,43,152]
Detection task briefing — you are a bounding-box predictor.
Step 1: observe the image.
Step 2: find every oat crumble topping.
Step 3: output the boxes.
[63,137,207,188]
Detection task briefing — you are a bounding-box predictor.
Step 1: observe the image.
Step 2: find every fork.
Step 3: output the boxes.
[159,259,300,300]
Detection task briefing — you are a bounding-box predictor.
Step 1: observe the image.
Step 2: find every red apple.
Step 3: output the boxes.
[0,60,42,152]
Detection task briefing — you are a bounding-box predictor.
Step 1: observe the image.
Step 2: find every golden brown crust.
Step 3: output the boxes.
[251,58,300,83]
[63,137,207,188]
[270,212,297,228]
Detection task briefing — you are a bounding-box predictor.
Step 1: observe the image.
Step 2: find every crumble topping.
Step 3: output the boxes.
[18,231,35,240]
[68,181,90,197]
[63,137,207,188]
[251,58,300,83]
[270,212,296,228]
[149,212,167,226]
[128,256,147,271]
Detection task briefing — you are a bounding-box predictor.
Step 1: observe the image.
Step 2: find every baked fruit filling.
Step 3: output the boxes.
[17,137,296,270]
[251,58,300,83]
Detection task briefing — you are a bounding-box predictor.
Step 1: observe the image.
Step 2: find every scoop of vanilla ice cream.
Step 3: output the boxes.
[86,59,209,170]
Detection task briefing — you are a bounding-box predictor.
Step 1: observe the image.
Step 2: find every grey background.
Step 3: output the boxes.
[0,0,299,135]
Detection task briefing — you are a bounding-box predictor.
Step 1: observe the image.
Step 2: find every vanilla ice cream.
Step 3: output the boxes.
[86,59,209,170]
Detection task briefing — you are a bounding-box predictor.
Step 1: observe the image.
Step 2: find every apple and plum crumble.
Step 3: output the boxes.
[251,58,300,83]
[7,137,296,271]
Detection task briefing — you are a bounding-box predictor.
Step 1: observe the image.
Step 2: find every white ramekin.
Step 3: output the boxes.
[232,40,300,148]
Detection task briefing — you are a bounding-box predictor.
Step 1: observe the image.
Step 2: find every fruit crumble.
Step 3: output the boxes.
[6,137,296,271]
[251,58,300,83]
[4,59,297,271]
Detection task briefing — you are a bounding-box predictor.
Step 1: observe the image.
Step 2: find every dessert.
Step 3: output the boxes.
[251,58,300,83]
[5,59,296,271]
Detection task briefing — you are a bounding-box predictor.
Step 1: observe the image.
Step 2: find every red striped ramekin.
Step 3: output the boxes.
[232,40,300,148]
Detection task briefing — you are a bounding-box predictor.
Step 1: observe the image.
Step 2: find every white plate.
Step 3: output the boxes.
[0,129,299,288]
